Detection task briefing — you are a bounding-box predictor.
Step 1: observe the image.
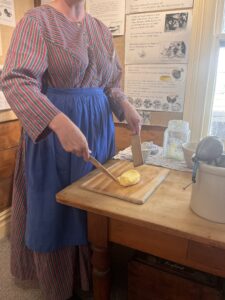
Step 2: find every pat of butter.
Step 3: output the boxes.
[160,75,171,81]
[117,169,141,187]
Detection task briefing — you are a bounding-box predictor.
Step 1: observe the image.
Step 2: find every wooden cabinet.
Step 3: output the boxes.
[128,254,224,300]
[0,120,20,213]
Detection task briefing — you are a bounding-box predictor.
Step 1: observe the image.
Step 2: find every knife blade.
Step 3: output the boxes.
[131,134,144,167]
[89,155,120,184]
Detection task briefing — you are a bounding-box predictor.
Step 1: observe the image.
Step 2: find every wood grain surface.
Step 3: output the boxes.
[88,155,119,183]
[81,161,169,204]
[0,121,20,150]
[131,135,144,167]
[0,121,20,213]
[57,160,225,250]
[0,178,13,212]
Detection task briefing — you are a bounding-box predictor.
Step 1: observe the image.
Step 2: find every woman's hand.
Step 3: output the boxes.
[120,100,142,134]
[49,113,90,161]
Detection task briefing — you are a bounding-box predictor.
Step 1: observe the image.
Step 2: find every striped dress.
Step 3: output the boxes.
[2,5,126,300]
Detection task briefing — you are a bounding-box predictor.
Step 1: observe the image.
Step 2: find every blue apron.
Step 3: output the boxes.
[25,87,115,252]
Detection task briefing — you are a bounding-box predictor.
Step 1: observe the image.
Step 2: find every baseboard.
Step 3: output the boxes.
[0,208,11,240]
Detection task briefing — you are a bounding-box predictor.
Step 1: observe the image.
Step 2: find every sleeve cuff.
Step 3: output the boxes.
[29,105,61,143]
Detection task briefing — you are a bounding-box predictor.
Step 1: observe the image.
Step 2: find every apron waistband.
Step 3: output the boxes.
[47,87,104,96]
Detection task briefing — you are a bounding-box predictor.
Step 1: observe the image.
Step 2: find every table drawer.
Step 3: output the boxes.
[187,241,225,277]
[128,256,224,300]
[109,219,188,262]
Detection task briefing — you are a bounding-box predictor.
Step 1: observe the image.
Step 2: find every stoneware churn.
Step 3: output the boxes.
[190,136,225,223]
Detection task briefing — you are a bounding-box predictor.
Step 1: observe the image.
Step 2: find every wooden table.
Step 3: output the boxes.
[57,161,225,300]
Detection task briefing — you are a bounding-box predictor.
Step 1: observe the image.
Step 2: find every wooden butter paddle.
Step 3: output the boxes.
[131,134,144,167]
[89,155,120,184]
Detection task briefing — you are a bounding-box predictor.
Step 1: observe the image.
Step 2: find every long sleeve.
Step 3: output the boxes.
[104,35,127,122]
[2,15,60,142]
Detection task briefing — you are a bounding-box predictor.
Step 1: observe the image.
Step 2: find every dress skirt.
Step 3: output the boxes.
[10,87,115,299]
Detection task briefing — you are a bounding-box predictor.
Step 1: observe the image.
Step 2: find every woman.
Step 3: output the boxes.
[2,0,141,299]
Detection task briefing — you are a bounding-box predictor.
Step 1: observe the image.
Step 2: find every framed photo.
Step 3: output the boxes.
[34,0,52,6]
[34,0,41,6]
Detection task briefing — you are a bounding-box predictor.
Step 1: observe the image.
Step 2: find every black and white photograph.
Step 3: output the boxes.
[165,13,188,32]
[172,68,185,80]
[0,0,16,26]
[125,10,192,64]
[138,110,151,125]
[161,41,186,59]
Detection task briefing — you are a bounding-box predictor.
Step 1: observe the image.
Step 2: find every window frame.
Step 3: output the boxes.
[183,0,225,142]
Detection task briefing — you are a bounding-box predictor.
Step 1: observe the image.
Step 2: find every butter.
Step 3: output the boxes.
[117,169,141,187]
[160,75,171,81]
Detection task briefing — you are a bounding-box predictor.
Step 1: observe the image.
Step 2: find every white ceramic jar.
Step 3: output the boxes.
[190,162,225,223]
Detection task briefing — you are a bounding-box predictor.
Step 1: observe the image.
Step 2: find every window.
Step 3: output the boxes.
[183,0,225,144]
[210,48,225,141]
[209,4,225,142]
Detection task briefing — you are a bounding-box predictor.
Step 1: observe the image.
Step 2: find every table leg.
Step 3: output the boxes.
[88,212,110,300]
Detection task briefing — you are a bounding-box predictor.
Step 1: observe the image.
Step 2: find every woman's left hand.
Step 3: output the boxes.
[120,100,142,134]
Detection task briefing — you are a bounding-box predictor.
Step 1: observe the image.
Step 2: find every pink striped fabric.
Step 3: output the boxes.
[2,5,125,299]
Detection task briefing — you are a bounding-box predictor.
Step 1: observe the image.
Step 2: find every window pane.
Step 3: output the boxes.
[210,47,225,141]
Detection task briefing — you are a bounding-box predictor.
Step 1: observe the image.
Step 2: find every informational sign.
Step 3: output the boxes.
[126,0,194,14]
[0,0,15,27]
[125,64,187,113]
[0,64,10,111]
[86,0,125,36]
[0,91,10,110]
[125,10,192,64]
[41,0,52,4]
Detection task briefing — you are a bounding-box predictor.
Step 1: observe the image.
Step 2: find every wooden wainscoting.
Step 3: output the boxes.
[115,123,165,151]
[0,120,20,238]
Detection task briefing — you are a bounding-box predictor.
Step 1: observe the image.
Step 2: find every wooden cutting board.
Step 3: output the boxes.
[81,161,169,204]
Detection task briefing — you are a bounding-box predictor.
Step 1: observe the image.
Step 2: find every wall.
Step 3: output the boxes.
[0,0,34,64]
[113,30,165,148]
[0,0,34,122]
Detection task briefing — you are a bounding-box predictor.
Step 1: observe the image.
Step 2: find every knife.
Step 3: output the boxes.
[89,155,120,184]
[131,134,144,167]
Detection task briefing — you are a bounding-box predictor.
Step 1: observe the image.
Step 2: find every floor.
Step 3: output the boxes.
[0,237,43,300]
[0,237,132,300]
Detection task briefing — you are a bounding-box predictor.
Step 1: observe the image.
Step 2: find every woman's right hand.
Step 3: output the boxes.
[49,113,90,161]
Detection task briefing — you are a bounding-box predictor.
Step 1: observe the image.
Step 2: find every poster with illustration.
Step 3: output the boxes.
[0,91,10,110]
[0,65,10,110]
[86,0,125,36]
[125,64,187,113]
[126,0,193,14]
[125,10,192,64]
[0,0,15,27]
[41,0,52,4]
